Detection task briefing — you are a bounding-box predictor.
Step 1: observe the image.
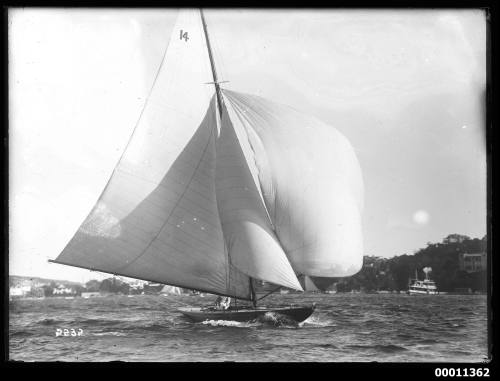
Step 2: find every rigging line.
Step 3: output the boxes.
[218,103,229,294]
[222,99,274,228]
[219,104,268,299]
[257,285,282,301]
[112,118,217,274]
[97,15,174,199]
[228,96,280,225]
[250,278,257,306]
[223,95,280,234]
[58,14,176,249]
[222,101,302,293]
[213,71,230,295]
[222,96,303,292]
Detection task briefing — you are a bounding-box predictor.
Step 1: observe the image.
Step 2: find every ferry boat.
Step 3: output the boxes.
[408,269,438,295]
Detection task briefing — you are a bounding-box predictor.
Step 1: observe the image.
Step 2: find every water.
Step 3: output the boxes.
[9,293,489,362]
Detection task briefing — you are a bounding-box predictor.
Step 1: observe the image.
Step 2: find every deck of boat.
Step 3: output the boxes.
[178,304,315,323]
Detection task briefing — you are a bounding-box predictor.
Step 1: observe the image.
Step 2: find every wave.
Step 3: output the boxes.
[396,333,415,339]
[317,343,338,349]
[38,318,65,326]
[347,343,408,353]
[363,318,384,326]
[92,331,127,337]
[74,318,124,326]
[200,319,260,328]
[418,338,441,344]
[256,312,299,327]
[197,312,300,328]
[374,344,409,353]
[300,314,336,328]
[141,323,172,332]
[9,330,35,339]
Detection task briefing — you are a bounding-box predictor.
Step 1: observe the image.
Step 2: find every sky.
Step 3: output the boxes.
[9,9,487,283]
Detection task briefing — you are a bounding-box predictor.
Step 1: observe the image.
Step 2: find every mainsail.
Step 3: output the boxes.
[52,9,364,299]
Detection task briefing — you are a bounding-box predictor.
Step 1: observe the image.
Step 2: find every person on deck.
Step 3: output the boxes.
[214,296,231,310]
[214,296,223,309]
[220,297,231,310]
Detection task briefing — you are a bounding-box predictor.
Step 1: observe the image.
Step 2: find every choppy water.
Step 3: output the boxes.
[9,293,489,362]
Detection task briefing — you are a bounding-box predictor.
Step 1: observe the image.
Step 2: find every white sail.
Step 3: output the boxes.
[304,276,320,292]
[222,89,364,278]
[53,10,364,302]
[53,10,251,300]
[215,104,303,291]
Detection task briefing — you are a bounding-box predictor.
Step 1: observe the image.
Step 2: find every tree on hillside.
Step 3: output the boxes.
[85,279,101,292]
[389,254,415,290]
[324,234,486,293]
[99,278,130,294]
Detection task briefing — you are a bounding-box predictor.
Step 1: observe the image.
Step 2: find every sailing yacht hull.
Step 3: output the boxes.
[178,304,315,323]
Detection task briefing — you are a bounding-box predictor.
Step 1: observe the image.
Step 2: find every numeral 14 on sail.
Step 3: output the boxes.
[180,30,189,41]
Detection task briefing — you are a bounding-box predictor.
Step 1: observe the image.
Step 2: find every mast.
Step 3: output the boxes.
[250,278,257,307]
[200,9,224,119]
[200,8,256,306]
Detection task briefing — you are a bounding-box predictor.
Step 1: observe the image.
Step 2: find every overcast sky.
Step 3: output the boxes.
[9,8,487,283]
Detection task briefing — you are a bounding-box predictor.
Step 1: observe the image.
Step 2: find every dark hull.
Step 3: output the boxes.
[179,304,315,323]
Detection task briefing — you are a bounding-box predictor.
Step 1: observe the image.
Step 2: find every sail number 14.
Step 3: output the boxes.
[180,30,189,42]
